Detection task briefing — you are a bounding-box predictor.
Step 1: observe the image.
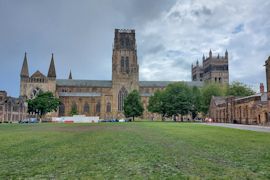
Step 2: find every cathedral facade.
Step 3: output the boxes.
[20,29,203,119]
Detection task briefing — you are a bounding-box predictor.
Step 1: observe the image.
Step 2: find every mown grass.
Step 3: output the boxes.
[0,122,270,179]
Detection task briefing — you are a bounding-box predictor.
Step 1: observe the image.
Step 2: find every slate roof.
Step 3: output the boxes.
[56,79,112,87]
[58,92,101,97]
[56,79,203,88]
[211,96,227,106]
[139,81,204,87]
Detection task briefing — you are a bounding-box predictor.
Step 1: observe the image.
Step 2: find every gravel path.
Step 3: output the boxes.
[202,123,270,133]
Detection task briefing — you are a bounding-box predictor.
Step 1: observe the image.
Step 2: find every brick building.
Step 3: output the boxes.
[209,56,270,125]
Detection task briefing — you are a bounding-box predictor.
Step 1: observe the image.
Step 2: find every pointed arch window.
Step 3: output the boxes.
[118,87,128,111]
[96,102,101,113]
[121,57,125,72]
[83,103,90,114]
[106,102,111,112]
[125,57,129,73]
[31,87,42,99]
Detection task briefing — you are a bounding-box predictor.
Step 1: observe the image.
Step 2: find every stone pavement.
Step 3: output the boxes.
[202,123,270,133]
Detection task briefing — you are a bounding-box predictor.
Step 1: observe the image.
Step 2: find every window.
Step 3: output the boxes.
[106,102,111,112]
[96,102,101,113]
[84,103,90,113]
[121,57,125,72]
[125,57,129,73]
[118,87,128,111]
[31,87,42,99]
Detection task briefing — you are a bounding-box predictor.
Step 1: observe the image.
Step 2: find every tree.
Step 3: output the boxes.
[70,106,78,116]
[226,81,255,97]
[190,86,202,119]
[27,91,60,122]
[123,90,144,121]
[163,82,193,121]
[147,90,167,121]
[201,83,226,114]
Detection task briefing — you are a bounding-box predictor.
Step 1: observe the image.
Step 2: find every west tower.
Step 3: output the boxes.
[112,29,139,115]
[20,53,57,99]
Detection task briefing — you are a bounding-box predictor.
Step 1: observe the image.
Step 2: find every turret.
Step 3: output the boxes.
[69,70,72,80]
[202,54,205,61]
[265,56,270,92]
[225,50,228,59]
[209,49,212,58]
[20,52,29,78]
[47,53,56,78]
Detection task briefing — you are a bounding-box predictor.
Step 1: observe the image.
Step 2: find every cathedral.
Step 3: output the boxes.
[20,29,203,119]
[192,50,229,84]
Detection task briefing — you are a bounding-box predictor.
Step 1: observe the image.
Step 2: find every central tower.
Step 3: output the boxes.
[112,29,139,116]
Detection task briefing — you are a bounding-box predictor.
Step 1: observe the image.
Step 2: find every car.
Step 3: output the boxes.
[29,118,38,123]
[19,119,29,123]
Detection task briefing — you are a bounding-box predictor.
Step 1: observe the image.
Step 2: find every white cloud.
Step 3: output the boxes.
[139,0,270,91]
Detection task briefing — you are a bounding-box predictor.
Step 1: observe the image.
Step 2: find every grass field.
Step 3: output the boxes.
[0,122,270,179]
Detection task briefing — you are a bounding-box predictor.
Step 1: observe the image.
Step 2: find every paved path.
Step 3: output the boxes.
[202,123,270,133]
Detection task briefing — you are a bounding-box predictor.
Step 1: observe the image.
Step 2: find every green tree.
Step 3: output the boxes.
[201,83,226,114]
[123,90,144,121]
[190,86,202,119]
[70,106,78,116]
[163,82,193,121]
[148,90,167,121]
[226,81,255,97]
[27,91,61,122]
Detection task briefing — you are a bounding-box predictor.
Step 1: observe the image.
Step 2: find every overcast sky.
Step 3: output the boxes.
[0,0,269,96]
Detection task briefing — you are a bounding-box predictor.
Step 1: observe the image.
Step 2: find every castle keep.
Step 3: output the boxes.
[20,29,203,119]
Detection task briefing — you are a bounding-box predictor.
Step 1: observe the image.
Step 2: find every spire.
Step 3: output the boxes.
[68,70,72,79]
[196,59,199,66]
[225,49,228,59]
[217,53,220,59]
[209,49,212,58]
[202,54,205,61]
[47,53,56,78]
[20,52,29,78]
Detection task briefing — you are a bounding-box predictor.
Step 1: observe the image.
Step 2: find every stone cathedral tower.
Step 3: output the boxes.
[20,53,57,99]
[112,29,139,114]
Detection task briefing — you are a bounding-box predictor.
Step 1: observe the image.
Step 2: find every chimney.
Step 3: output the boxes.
[260,83,264,93]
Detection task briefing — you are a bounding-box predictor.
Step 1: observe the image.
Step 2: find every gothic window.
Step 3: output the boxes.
[106,102,111,112]
[84,103,90,113]
[121,57,125,72]
[125,57,129,73]
[118,87,128,111]
[96,102,101,113]
[31,87,42,99]
[126,38,130,48]
[59,103,65,116]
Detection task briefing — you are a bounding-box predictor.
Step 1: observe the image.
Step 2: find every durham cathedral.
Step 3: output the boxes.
[18,29,228,119]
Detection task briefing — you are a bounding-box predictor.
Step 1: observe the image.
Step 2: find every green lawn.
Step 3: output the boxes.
[0,122,270,179]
